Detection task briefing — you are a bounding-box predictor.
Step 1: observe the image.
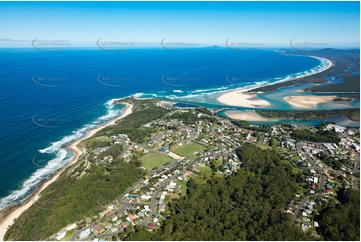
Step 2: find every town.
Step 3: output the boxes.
[50,99,359,241]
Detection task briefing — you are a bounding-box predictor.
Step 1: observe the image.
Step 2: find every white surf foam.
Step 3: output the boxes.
[0,99,124,210]
[0,149,69,210]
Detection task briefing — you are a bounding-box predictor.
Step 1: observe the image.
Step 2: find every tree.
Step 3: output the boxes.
[317,189,360,241]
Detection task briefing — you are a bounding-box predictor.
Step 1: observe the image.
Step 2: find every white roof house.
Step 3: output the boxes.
[55,231,66,241]
[66,223,77,231]
[79,228,91,239]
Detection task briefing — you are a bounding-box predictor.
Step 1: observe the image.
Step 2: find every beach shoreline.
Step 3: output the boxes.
[0,101,133,240]
[216,55,333,108]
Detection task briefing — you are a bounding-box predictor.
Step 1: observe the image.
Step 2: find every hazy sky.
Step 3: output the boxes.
[0,1,359,48]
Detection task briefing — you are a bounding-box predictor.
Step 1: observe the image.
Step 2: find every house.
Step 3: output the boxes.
[325,189,334,195]
[55,231,66,241]
[310,183,317,190]
[120,222,130,229]
[128,214,137,221]
[168,181,177,189]
[147,223,156,230]
[66,223,77,231]
[140,195,152,201]
[183,170,192,178]
[79,228,91,239]
[111,227,118,233]
[93,225,105,234]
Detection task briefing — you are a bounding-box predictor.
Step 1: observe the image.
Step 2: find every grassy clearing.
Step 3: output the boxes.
[141,152,174,171]
[172,142,207,158]
[81,136,112,149]
[292,167,305,174]
[197,165,212,179]
[256,144,272,150]
[176,179,188,197]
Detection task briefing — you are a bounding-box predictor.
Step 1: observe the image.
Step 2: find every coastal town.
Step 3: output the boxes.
[0,1,360,241]
[47,99,359,241]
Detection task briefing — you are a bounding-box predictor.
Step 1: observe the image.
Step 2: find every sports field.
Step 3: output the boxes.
[173,142,207,158]
[141,152,174,171]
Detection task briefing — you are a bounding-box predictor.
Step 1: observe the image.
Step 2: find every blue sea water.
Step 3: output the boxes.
[0,47,346,210]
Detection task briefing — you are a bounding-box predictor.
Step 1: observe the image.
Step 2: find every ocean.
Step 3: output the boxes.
[0,47,337,210]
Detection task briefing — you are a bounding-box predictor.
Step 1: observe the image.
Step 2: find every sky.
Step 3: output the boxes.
[0,1,359,48]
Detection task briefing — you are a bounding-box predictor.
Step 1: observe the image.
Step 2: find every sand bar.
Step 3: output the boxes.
[218,56,333,107]
[224,110,269,121]
[0,102,133,240]
[283,95,336,108]
[217,89,271,108]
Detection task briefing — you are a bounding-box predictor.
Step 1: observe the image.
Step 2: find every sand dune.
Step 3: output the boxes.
[217,89,270,108]
[283,95,336,108]
[224,110,269,121]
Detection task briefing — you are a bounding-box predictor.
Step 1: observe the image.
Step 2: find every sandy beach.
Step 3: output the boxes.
[0,102,133,240]
[217,56,333,108]
[224,110,269,121]
[217,89,271,108]
[283,95,336,108]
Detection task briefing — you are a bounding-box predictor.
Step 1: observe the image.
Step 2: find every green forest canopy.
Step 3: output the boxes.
[122,143,313,241]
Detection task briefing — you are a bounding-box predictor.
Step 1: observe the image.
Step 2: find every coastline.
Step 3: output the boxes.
[216,56,333,108]
[0,102,133,240]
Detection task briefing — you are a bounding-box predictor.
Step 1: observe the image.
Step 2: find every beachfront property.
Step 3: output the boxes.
[40,97,358,241]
